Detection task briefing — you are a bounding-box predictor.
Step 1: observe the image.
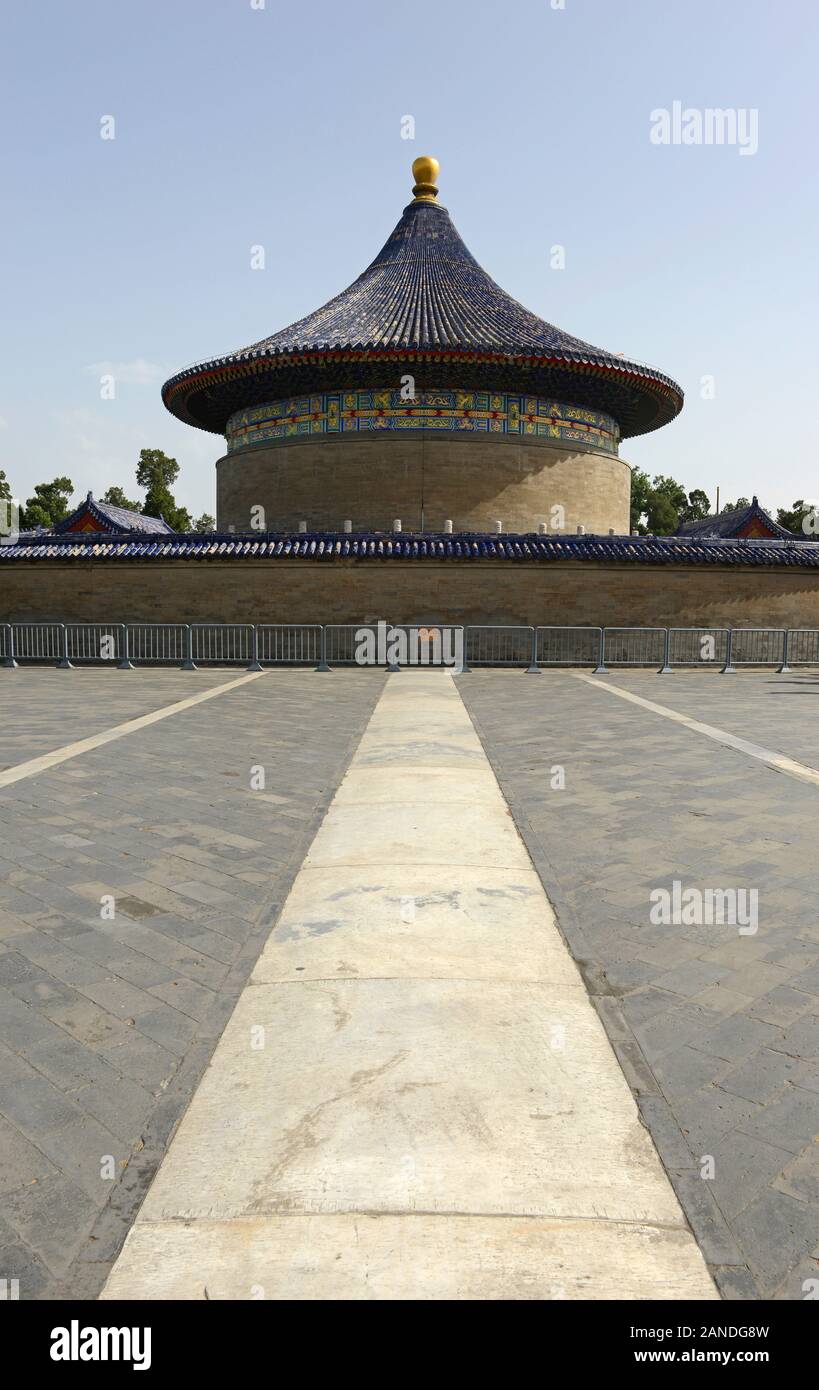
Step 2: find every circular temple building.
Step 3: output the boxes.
[6,155,819,637]
[162,158,683,536]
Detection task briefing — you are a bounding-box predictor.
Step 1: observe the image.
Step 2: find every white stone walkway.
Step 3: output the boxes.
[102,673,716,1300]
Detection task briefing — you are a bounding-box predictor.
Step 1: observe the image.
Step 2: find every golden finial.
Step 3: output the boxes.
[412,155,440,203]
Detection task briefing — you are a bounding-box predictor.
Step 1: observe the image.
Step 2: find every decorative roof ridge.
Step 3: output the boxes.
[676,495,796,540]
[5,527,817,545]
[53,493,174,536]
[4,528,819,569]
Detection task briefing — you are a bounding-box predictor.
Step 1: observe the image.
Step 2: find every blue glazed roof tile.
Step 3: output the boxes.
[162,179,683,440]
[4,530,819,569]
[676,495,795,540]
[53,493,174,537]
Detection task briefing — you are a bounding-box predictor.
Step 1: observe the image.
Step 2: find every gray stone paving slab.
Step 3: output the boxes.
[95,1031,177,1092]
[738,1086,819,1152]
[0,669,383,1296]
[0,668,233,768]
[0,1114,57,1193]
[773,1148,819,1204]
[720,1047,805,1103]
[459,670,819,1299]
[706,1131,794,1222]
[731,1188,819,1292]
[3,1172,99,1277]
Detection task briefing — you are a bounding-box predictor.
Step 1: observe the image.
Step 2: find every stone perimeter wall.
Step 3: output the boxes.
[216,434,631,536]
[3,560,819,629]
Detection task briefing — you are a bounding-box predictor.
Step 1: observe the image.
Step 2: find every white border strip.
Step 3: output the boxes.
[572,673,819,790]
[0,671,268,789]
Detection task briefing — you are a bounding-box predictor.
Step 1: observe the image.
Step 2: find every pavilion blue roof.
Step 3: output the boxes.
[53,493,174,536]
[3,531,818,568]
[163,164,683,440]
[676,496,795,540]
[240,203,647,366]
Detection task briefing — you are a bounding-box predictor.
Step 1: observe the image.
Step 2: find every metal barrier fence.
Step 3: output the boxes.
[321,624,464,669]
[65,623,127,666]
[190,623,254,666]
[126,624,189,666]
[786,630,819,666]
[257,624,322,665]
[3,622,819,672]
[464,626,536,670]
[6,623,68,665]
[666,627,730,669]
[322,624,378,667]
[392,625,464,668]
[602,627,666,668]
[728,628,787,668]
[536,626,602,668]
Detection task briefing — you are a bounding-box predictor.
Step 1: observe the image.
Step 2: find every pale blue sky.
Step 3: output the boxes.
[1,0,817,520]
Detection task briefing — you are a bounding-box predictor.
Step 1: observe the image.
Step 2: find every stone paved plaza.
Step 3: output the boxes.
[460,670,819,1299]
[0,666,818,1299]
[0,669,383,1298]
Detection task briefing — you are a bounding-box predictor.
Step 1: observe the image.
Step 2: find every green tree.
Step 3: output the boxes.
[0,469,15,540]
[631,473,713,535]
[102,485,142,513]
[776,500,817,537]
[645,475,687,534]
[21,476,73,530]
[629,467,652,532]
[722,497,751,513]
[680,488,711,524]
[645,490,681,534]
[135,449,189,530]
[193,513,216,533]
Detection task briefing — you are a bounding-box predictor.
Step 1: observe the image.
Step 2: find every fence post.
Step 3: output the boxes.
[385,627,400,673]
[56,624,74,669]
[459,626,472,674]
[118,624,134,670]
[593,627,608,675]
[2,624,17,669]
[181,625,197,671]
[526,627,540,674]
[659,628,673,675]
[246,625,263,672]
[721,628,736,674]
[778,630,791,675]
[315,625,330,672]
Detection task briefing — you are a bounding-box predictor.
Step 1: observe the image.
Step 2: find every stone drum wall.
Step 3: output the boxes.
[217,388,630,534]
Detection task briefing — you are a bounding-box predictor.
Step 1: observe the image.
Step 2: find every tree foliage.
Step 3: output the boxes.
[21,476,73,530]
[629,468,652,532]
[102,485,142,513]
[134,449,193,530]
[681,489,711,523]
[630,471,712,535]
[6,452,212,535]
[776,499,818,538]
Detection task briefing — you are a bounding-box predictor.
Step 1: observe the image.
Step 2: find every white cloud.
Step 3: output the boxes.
[0,414,8,429]
[85,358,163,386]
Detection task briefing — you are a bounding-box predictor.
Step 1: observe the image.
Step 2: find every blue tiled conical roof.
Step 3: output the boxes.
[241,201,621,359]
[163,162,683,440]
